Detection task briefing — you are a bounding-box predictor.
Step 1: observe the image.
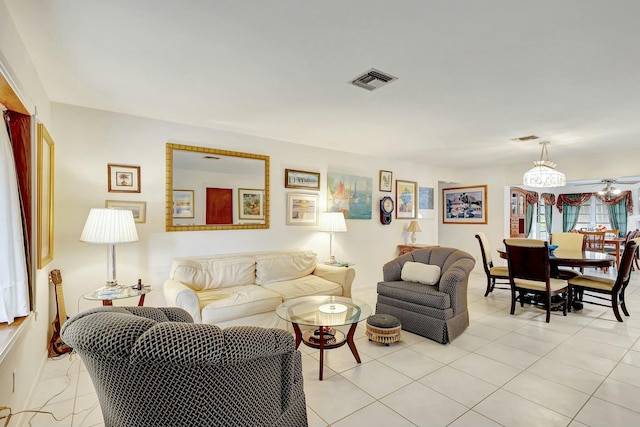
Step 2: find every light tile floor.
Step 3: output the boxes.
[14,269,640,427]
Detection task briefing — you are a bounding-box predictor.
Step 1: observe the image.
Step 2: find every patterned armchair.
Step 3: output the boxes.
[60,306,307,427]
[377,247,476,344]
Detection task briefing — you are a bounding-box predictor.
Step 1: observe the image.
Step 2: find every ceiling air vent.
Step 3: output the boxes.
[511,135,540,142]
[350,68,397,91]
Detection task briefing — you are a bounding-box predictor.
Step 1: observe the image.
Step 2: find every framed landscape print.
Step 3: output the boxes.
[442,185,487,224]
[239,188,265,220]
[396,180,417,219]
[108,164,141,193]
[106,200,147,223]
[284,169,320,190]
[173,189,194,218]
[286,193,319,225]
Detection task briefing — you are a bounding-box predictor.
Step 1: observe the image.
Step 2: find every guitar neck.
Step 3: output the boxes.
[55,284,67,326]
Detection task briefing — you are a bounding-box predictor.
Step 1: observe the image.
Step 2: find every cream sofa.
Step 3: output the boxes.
[163,250,355,327]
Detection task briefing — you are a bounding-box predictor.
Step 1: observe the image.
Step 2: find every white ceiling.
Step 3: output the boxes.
[6,0,640,168]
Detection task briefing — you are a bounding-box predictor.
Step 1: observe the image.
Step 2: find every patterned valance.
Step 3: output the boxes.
[541,193,556,206]
[556,191,633,214]
[594,191,633,214]
[525,191,539,205]
[556,193,593,213]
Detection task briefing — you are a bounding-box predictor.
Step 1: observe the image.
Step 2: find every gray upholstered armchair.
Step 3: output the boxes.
[377,247,476,344]
[60,306,307,427]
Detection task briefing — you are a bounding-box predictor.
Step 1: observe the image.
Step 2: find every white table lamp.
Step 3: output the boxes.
[319,212,347,265]
[80,208,138,287]
[406,220,422,244]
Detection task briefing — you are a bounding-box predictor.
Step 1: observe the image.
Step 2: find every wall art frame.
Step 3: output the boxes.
[173,189,194,218]
[379,170,392,192]
[442,184,488,224]
[105,200,147,224]
[239,188,265,220]
[284,168,320,190]
[286,193,319,225]
[396,179,417,219]
[108,163,141,193]
[37,123,54,269]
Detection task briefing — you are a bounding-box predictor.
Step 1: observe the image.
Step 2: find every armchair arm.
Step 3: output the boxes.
[312,264,355,297]
[163,279,201,323]
[438,258,475,314]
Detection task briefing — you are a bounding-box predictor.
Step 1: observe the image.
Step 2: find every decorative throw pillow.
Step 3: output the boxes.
[401,262,441,285]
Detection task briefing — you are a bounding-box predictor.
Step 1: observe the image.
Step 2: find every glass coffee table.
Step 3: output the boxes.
[276,295,372,380]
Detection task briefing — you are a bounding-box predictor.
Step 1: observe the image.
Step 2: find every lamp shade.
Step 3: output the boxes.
[319,212,347,233]
[80,208,139,244]
[522,164,566,188]
[406,221,422,233]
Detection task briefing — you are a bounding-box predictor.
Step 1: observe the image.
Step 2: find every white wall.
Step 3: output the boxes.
[0,0,54,415]
[438,152,640,268]
[49,103,442,316]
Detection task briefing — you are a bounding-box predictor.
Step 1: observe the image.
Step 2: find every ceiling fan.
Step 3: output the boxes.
[597,179,622,198]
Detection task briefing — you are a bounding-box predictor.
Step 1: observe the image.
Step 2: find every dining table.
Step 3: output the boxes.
[497,247,615,279]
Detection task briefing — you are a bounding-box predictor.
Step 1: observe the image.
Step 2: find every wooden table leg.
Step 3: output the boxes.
[138,294,146,306]
[291,323,302,349]
[318,326,325,381]
[102,300,113,306]
[346,323,361,363]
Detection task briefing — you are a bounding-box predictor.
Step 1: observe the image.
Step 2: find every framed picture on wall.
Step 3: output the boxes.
[442,185,488,224]
[105,200,147,224]
[396,179,417,219]
[286,193,319,225]
[284,169,320,190]
[108,164,141,193]
[173,189,194,218]
[37,123,55,269]
[379,170,392,192]
[239,188,265,220]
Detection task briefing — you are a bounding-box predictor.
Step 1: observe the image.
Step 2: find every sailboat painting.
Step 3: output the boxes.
[327,172,372,219]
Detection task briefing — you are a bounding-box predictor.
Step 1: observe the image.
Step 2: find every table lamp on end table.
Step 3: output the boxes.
[319,212,347,265]
[80,208,139,288]
[406,220,422,244]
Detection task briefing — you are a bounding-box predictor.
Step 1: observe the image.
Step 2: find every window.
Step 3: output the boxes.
[537,198,547,239]
[574,196,610,230]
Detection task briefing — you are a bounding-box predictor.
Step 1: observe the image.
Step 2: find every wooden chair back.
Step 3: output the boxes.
[579,230,606,252]
[504,238,550,285]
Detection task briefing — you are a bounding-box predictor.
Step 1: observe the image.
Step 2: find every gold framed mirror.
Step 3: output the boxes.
[166,143,270,231]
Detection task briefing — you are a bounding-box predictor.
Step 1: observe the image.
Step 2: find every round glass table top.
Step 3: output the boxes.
[83,285,151,301]
[276,295,372,328]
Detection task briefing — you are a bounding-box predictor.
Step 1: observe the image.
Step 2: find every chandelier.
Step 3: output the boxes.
[522,141,566,188]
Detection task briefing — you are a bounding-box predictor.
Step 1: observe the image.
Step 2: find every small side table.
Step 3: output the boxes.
[398,244,438,256]
[83,286,151,306]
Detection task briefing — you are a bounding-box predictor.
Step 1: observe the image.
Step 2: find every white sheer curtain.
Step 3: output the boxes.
[0,109,30,324]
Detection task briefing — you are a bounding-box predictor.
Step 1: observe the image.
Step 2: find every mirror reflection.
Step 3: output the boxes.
[166,143,270,231]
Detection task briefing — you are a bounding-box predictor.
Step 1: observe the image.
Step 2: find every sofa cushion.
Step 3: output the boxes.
[200,285,283,324]
[255,251,317,285]
[170,256,256,291]
[261,275,342,300]
[400,262,441,285]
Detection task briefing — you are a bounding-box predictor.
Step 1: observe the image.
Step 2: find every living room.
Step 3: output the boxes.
[3,2,640,426]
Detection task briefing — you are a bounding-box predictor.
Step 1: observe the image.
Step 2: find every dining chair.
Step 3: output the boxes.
[504,238,569,323]
[475,232,510,297]
[568,240,638,322]
[580,230,606,252]
[550,233,584,279]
